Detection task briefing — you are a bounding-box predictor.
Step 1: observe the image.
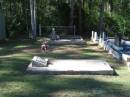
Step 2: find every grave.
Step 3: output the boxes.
[103,33,123,60]
[122,41,130,69]
[48,35,86,45]
[104,38,114,53]
[91,31,98,43]
[111,33,123,60]
[99,32,107,47]
[27,59,114,75]
[91,31,94,41]
[102,35,130,69]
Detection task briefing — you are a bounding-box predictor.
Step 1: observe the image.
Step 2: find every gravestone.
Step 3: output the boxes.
[91,31,94,41]
[50,28,57,40]
[32,56,48,67]
[0,9,6,40]
[93,32,98,42]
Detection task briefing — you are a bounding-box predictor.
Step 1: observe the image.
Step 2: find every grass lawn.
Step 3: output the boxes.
[0,39,130,97]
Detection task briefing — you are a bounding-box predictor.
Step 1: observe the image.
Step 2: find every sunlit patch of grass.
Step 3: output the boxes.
[14,45,29,49]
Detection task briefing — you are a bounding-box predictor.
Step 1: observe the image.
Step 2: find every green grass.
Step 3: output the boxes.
[0,39,130,97]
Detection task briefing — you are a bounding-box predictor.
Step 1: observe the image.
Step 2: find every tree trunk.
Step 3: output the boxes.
[69,0,74,26]
[109,0,113,12]
[99,0,104,37]
[78,0,82,35]
[0,8,6,40]
[89,0,92,15]
[30,0,37,39]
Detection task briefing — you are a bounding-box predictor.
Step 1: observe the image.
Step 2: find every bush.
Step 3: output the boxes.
[104,13,127,37]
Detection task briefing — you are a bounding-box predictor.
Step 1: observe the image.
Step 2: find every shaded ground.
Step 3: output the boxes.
[0,39,130,97]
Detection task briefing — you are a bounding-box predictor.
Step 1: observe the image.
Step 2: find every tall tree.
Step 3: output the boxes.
[99,0,104,36]
[78,0,82,35]
[69,0,74,26]
[30,0,37,39]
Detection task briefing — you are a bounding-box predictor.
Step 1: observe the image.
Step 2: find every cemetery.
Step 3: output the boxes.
[0,0,130,97]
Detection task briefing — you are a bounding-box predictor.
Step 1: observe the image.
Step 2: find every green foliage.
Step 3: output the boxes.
[105,13,126,36]
[2,0,130,39]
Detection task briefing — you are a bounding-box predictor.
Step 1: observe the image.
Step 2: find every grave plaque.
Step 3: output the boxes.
[32,56,48,67]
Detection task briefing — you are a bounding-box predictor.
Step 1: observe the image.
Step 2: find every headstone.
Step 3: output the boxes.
[32,56,48,67]
[91,31,94,41]
[50,28,57,40]
[94,32,98,42]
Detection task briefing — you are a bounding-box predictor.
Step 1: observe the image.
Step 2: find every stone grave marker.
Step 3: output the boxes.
[94,32,98,42]
[91,31,94,41]
[32,56,48,67]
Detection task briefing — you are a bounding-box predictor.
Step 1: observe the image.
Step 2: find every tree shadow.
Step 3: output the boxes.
[0,75,129,97]
[0,39,41,56]
[43,51,102,59]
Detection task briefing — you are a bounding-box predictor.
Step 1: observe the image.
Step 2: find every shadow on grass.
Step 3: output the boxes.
[0,40,130,97]
[0,75,129,97]
[43,52,102,59]
[0,39,41,56]
[0,57,30,74]
[83,49,106,53]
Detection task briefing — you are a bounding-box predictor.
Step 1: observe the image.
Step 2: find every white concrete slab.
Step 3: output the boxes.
[27,60,114,75]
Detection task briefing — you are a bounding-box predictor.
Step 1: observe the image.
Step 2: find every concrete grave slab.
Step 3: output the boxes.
[48,36,86,45]
[27,59,114,75]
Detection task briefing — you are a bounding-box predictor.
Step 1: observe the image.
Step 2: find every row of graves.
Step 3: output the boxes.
[26,34,114,75]
[91,31,130,70]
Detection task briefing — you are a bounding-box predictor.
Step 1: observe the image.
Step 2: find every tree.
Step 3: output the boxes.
[30,0,37,39]
[99,0,104,36]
